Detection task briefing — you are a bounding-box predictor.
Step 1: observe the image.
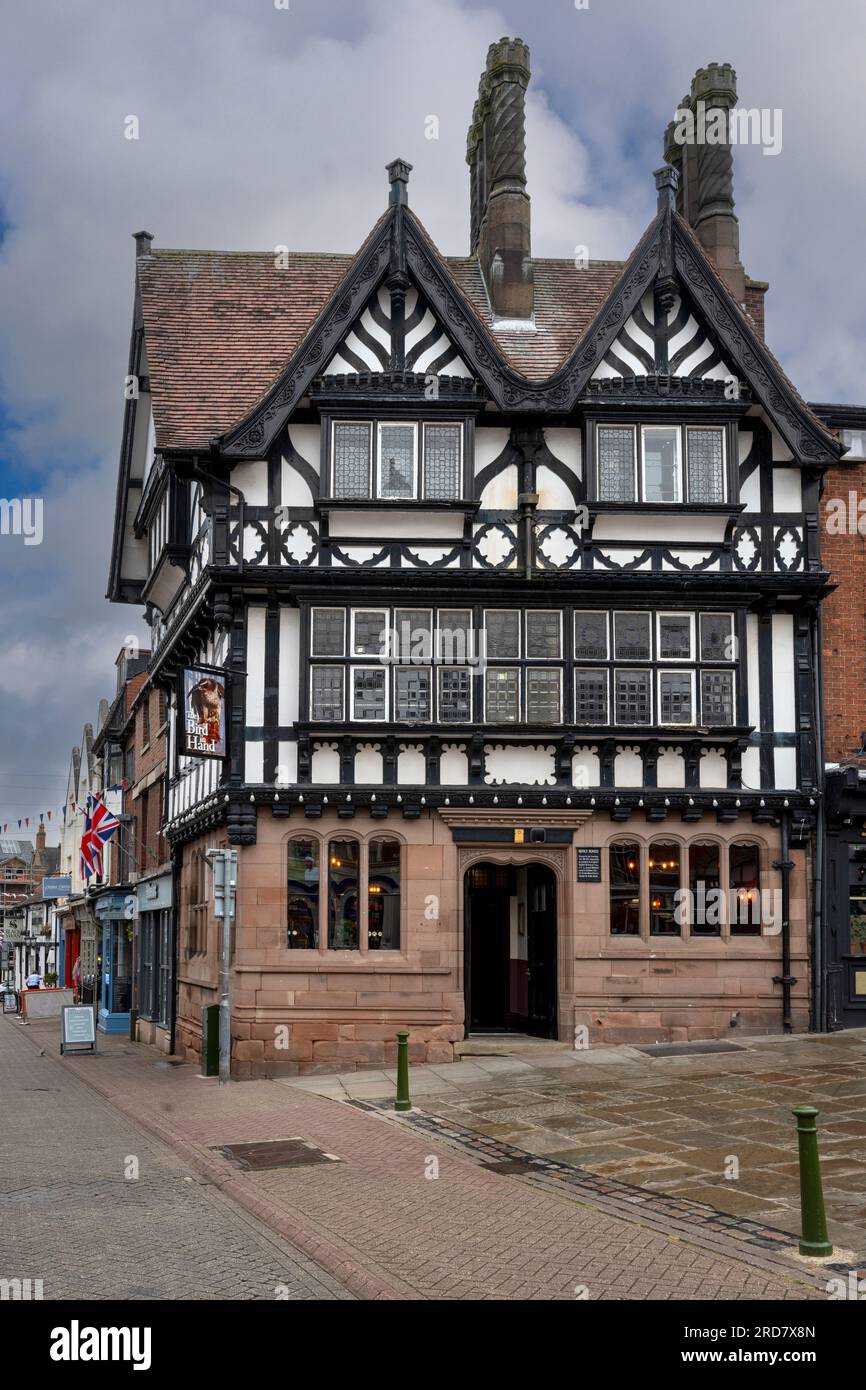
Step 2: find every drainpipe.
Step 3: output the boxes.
[812,607,826,1032]
[518,491,538,579]
[189,456,246,574]
[773,808,795,1032]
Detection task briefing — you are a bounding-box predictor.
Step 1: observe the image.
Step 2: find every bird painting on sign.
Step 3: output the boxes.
[182,668,227,759]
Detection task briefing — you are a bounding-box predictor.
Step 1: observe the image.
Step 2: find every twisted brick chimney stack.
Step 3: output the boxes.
[664,63,750,310]
[466,37,533,320]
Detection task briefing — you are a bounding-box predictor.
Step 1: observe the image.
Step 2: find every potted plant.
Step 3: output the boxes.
[850,915,866,955]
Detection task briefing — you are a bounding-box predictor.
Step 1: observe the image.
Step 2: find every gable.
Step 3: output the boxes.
[592,289,731,382]
[324,283,471,378]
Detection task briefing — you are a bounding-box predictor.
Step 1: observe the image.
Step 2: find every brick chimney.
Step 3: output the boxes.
[664,63,748,308]
[466,37,533,320]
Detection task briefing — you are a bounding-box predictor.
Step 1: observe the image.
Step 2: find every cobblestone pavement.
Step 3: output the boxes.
[0,1021,351,1300]
[287,1029,866,1255]
[2,1018,834,1300]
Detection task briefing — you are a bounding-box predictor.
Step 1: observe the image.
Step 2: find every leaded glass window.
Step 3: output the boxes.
[423,423,461,499]
[378,423,416,499]
[439,667,471,722]
[526,668,561,722]
[614,612,651,661]
[352,610,387,657]
[311,607,345,657]
[687,427,725,503]
[597,426,635,501]
[689,842,721,937]
[352,667,387,720]
[659,671,693,724]
[311,666,344,720]
[437,610,472,663]
[394,609,432,662]
[485,668,519,722]
[615,669,651,724]
[700,613,734,662]
[526,611,561,659]
[333,422,371,498]
[395,667,430,721]
[701,670,735,725]
[484,610,520,658]
[575,669,608,724]
[574,611,608,660]
[658,614,693,660]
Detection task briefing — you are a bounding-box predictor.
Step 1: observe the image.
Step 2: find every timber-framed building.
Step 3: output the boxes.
[108,43,840,1075]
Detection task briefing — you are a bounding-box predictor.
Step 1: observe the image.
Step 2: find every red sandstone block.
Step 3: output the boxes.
[313,1041,385,1063]
[230,1022,251,1040]
[430,1024,464,1041]
[263,1041,312,1062]
[292,1021,340,1041]
[233,1040,265,1061]
[426,1043,455,1064]
[295,990,356,1008]
[256,886,283,906]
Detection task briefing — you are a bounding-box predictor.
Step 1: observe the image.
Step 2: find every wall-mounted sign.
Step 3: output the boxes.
[181,667,227,759]
[576,847,602,882]
[42,876,72,899]
[60,1004,97,1055]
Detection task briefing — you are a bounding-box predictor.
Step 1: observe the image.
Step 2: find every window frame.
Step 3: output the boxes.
[285,835,404,954]
[331,419,373,498]
[641,425,683,504]
[350,608,389,659]
[596,423,638,503]
[421,421,463,501]
[351,665,389,722]
[309,664,345,722]
[657,668,696,727]
[685,424,727,504]
[656,612,695,662]
[310,606,347,658]
[377,420,418,501]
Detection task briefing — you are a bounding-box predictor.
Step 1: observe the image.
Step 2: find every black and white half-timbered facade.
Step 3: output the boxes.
[108,44,841,1074]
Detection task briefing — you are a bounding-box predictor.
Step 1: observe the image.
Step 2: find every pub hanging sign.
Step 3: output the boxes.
[181,666,228,759]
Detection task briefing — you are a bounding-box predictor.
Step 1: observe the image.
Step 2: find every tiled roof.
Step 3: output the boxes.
[445,255,625,381]
[139,249,356,449]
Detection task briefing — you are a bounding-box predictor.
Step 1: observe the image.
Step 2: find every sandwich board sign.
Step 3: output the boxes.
[60,1005,97,1056]
[2,991,18,1014]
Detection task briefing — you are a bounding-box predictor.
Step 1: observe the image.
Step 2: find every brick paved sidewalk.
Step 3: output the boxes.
[0,1020,351,1300]
[4,1016,830,1300]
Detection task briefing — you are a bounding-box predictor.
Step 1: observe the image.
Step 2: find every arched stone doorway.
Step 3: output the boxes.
[463,861,557,1039]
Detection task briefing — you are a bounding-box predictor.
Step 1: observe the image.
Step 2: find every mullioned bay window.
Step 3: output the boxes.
[306,604,738,729]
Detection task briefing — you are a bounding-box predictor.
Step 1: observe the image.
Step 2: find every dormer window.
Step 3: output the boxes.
[330,419,463,501]
[595,423,727,504]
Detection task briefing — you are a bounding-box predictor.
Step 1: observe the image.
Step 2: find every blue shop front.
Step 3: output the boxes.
[93,889,132,1033]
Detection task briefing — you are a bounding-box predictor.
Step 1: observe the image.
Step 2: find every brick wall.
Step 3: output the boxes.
[821,460,866,763]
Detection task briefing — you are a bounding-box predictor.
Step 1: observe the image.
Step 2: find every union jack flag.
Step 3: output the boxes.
[79,795,121,881]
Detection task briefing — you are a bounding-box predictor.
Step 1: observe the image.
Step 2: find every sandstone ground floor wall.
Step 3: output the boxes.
[172,808,811,1077]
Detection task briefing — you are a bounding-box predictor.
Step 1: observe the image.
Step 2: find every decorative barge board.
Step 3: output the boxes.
[107,44,840,1075]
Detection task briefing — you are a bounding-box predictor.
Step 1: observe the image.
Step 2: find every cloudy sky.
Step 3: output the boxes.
[1,0,864,838]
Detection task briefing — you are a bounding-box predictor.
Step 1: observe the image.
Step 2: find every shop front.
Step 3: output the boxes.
[93,890,132,1033]
[824,767,866,1030]
[135,870,174,1051]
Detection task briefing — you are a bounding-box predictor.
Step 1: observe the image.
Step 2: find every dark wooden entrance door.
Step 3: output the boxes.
[465,864,513,1030]
[526,864,557,1038]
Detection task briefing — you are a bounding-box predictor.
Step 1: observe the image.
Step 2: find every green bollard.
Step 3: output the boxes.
[395,1030,411,1112]
[792,1105,833,1257]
